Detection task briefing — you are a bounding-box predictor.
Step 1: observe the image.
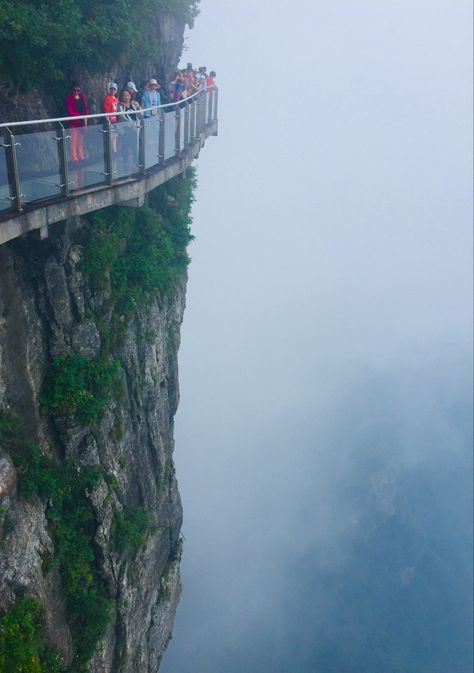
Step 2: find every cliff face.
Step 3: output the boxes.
[0,11,194,669]
[0,10,186,122]
[0,179,191,670]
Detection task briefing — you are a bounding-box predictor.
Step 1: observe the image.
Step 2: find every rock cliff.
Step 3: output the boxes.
[0,170,194,670]
[0,8,198,670]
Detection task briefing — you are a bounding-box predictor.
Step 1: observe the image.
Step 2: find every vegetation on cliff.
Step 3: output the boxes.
[0,0,199,91]
[0,169,196,670]
[1,415,111,672]
[82,167,195,334]
[0,597,61,673]
[40,353,121,426]
[39,170,195,426]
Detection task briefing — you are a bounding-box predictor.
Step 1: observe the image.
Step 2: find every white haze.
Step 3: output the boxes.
[161,1,472,671]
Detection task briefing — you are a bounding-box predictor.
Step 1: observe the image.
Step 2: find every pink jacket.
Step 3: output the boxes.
[65,94,88,128]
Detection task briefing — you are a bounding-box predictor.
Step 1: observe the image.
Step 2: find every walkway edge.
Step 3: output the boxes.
[0,121,217,246]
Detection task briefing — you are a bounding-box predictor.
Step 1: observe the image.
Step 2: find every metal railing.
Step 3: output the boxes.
[0,86,218,216]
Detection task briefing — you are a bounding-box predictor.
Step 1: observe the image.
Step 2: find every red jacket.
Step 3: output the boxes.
[103,94,119,123]
[65,94,88,128]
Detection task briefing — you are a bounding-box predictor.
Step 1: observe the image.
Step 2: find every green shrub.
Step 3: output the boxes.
[0,597,61,673]
[40,352,120,425]
[112,506,153,555]
[0,413,23,439]
[0,0,200,92]
[9,436,112,672]
[12,442,59,499]
[81,171,195,351]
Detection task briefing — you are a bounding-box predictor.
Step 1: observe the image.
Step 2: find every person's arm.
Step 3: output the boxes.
[132,101,143,122]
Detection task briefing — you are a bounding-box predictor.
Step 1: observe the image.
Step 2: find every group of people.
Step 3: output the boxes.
[64,64,217,171]
[167,66,217,105]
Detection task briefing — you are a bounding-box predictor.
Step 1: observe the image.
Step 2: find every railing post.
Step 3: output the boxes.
[0,131,13,210]
[175,107,181,157]
[57,122,71,197]
[207,90,214,125]
[213,88,219,121]
[138,118,146,177]
[195,96,201,138]
[103,121,114,185]
[200,93,206,133]
[201,91,207,131]
[190,101,196,142]
[3,128,23,211]
[159,113,165,167]
[197,92,202,132]
[184,103,190,146]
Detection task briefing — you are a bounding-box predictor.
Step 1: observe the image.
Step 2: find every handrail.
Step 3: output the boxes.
[0,86,217,129]
[0,84,218,238]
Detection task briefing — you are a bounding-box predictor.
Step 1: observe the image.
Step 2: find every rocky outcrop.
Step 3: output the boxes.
[0,212,186,671]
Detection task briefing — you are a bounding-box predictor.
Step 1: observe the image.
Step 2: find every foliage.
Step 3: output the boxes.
[0,0,200,91]
[81,170,195,344]
[112,506,153,555]
[0,413,23,439]
[0,597,61,673]
[7,434,112,673]
[40,352,120,425]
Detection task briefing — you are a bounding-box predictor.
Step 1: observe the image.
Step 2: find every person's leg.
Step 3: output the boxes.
[111,126,117,153]
[69,127,79,161]
[77,127,85,161]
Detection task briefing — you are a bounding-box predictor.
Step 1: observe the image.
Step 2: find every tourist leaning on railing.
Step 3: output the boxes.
[206,71,216,91]
[117,88,142,175]
[65,82,88,163]
[141,79,161,118]
[103,82,120,123]
[103,81,120,153]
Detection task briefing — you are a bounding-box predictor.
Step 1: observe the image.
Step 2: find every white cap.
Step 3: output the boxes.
[127,81,138,92]
[108,81,118,90]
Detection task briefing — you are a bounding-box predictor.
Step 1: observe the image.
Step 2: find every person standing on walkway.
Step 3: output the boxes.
[206,71,217,90]
[65,82,88,162]
[141,78,161,117]
[103,82,120,153]
[118,88,142,175]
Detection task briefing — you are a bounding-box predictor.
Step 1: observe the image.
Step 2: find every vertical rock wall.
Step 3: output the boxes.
[0,211,187,671]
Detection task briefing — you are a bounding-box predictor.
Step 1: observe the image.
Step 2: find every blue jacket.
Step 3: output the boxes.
[141,89,161,117]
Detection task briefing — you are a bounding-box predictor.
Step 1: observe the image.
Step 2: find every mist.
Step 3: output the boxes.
[161,1,473,671]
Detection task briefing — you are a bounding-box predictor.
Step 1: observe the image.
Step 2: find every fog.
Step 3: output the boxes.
[161,1,472,671]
